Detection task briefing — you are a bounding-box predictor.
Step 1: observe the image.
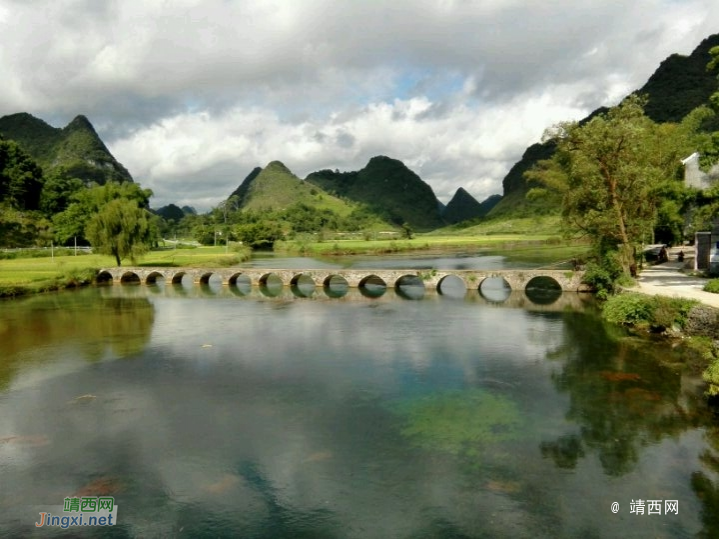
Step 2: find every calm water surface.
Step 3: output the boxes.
[1,278,718,538]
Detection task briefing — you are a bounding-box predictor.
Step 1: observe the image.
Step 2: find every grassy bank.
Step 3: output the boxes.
[0,246,250,294]
[276,233,588,257]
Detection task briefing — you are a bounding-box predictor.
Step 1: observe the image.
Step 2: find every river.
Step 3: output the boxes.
[0,252,717,538]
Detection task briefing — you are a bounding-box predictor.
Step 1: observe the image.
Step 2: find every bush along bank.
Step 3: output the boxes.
[601,292,719,397]
[0,267,98,299]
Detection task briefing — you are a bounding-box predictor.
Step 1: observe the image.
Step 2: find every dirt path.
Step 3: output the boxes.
[630,247,719,309]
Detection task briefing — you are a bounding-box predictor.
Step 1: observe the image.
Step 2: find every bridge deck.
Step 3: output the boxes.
[97,267,585,292]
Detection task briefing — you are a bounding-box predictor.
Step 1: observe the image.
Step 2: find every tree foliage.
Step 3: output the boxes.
[53,181,152,245]
[0,138,44,211]
[85,197,154,266]
[234,221,284,250]
[525,95,698,271]
[39,167,84,215]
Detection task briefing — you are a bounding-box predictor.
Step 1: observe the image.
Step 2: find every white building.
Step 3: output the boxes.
[681,152,719,190]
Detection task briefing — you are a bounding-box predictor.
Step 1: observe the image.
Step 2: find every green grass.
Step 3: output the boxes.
[703,279,719,294]
[434,215,563,236]
[0,246,250,288]
[276,233,567,256]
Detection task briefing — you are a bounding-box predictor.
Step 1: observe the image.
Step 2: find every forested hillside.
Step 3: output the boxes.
[0,113,133,185]
[489,33,719,218]
[306,156,444,231]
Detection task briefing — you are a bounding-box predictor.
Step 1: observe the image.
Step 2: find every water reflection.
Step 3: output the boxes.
[0,286,714,538]
[478,276,511,303]
[692,427,719,538]
[0,292,154,389]
[437,274,467,299]
[537,312,708,477]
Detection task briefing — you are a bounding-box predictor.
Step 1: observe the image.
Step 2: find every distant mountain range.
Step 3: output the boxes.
[226,158,491,231]
[0,112,133,185]
[5,33,715,229]
[0,112,495,229]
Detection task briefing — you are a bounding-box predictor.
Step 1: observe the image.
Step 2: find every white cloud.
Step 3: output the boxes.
[0,0,718,210]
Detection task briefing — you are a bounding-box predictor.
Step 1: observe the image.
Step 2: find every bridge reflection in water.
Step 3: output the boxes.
[97,267,588,309]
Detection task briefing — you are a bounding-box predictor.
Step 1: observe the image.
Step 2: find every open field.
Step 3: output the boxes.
[276,232,577,255]
[426,215,563,237]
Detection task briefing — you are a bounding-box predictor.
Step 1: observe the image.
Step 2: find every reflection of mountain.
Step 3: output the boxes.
[0,292,155,389]
[540,312,708,476]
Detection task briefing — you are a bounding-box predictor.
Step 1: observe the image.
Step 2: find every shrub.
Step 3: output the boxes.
[652,296,697,330]
[601,293,697,330]
[704,279,719,294]
[602,293,655,327]
[58,267,98,287]
[582,252,624,296]
[703,354,719,397]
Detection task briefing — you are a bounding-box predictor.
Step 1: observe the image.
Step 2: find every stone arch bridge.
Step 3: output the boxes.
[97,267,585,293]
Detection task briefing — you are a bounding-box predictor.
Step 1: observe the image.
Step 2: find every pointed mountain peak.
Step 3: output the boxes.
[443,187,484,224]
[265,160,293,175]
[65,114,97,133]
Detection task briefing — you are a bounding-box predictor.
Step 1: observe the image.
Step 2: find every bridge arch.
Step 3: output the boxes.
[228,272,246,286]
[170,271,187,285]
[525,275,563,305]
[323,274,349,298]
[259,272,283,297]
[437,274,466,298]
[120,271,141,284]
[258,272,282,286]
[478,276,511,303]
[228,273,252,295]
[394,274,425,300]
[359,274,387,298]
[291,273,316,298]
[198,272,214,285]
[146,271,165,285]
[97,270,113,284]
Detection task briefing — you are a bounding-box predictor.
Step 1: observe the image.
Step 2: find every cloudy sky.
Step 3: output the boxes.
[0,0,717,211]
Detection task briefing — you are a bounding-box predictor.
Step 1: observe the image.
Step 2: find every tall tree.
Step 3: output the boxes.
[53,181,152,245]
[526,95,696,272]
[85,197,154,266]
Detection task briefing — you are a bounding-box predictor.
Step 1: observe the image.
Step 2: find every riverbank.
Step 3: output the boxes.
[611,248,719,397]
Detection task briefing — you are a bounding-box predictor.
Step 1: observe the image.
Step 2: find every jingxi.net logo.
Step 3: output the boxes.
[35,497,118,529]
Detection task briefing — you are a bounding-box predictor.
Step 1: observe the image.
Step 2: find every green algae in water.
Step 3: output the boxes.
[393,389,524,457]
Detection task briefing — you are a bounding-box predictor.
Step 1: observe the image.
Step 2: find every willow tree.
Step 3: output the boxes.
[526,95,695,274]
[86,198,153,266]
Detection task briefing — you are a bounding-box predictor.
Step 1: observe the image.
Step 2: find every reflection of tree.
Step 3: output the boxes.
[0,292,154,389]
[540,312,706,476]
[692,427,719,539]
